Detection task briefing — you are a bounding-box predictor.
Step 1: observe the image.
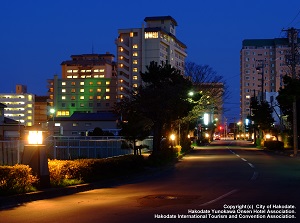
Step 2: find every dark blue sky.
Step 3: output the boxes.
[1,0,300,122]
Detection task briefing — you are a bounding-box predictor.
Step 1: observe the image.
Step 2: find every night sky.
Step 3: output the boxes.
[1,0,300,123]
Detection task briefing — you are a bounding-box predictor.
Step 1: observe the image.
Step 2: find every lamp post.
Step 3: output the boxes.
[170,134,175,149]
[22,131,50,188]
[50,108,55,136]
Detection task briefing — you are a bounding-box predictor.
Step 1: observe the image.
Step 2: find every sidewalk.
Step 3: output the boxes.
[0,157,177,210]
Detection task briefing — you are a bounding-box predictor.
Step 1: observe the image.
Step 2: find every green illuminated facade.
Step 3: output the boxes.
[48,53,117,117]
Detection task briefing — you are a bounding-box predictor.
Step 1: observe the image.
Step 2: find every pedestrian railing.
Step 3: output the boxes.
[0,136,153,166]
[0,140,23,165]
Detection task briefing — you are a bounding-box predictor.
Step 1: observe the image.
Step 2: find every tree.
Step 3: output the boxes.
[250,97,275,139]
[277,75,300,127]
[139,61,196,153]
[117,98,152,155]
[184,61,227,142]
[116,61,196,154]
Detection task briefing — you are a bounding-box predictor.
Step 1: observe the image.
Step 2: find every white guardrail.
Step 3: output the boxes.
[0,136,153,166]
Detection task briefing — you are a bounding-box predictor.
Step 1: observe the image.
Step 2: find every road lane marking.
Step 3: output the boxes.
[228,148,258,181]
[251,171,259,180]
[199,189,239,206]
[248,162,254,168]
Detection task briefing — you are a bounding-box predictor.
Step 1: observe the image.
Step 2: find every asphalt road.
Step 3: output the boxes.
[1,140,299,223]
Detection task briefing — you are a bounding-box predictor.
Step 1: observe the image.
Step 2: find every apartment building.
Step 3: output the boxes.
[116,16,187,99]
[0,85,35,126]
[47,53,117,118]
[34,96,49,129]
[240,38,300,124]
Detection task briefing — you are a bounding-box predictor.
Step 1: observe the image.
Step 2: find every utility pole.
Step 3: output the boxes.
[256,59,266,102]
[283,27,300,156]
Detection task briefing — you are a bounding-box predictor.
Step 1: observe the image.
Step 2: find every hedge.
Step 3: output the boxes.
[0,165,38,195]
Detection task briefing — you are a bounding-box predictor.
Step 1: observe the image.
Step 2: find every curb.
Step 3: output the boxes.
[0,158,179,210]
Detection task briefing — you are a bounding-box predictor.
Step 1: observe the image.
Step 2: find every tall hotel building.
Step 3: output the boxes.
[47,53,117,117]
[116,16,187,99]
[240,38,300,123]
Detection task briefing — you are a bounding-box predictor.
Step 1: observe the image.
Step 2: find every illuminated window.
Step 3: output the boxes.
[62,96,66,100]
[86,70,91,72]
[97,82,101,85]
[28,116,32,120]
[80,103,84,107]
[28,104,32,108]
[67,70,72,73]
[57,111,70,116]
[133,52,138,57]
[130,32,134,37]
[99,69,104,72]
[133,68,138,72]
[97,96,101,100]
[106,88,110,92]
[97,88,101,92]
[89,82,93,85]
[62,89,66,93]
[120,87,124,91]
[133,60,138,64]
[71,89,76,93]
[71,96,75,100]
[73,70,78,73]
[80,82,84,85]
[73,123,78,126]
[73,75,78,78]
[89,96,93,100]
[145,32,158,39]
[120,56,123,60]
[133,44,138,49]
[80,96,84,100]
[80,89,84,93]
[106,81,110,85]
[67,75,72,79]
[89,89,93,92]
[81,70,86,73]
[133,84,138,88]
[133,75,138,80]
[105,96,110,100]
[119,47,123,52]
[71,82,76,86]
[62,82,66,85]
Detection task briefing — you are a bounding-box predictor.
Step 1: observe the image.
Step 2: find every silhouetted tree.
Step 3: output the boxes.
[251,97,275,138]
[116,61,196,154]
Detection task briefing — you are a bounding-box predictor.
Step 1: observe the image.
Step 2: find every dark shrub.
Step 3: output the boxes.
[264,140,284,150]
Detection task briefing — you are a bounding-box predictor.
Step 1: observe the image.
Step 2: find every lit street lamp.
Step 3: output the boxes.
[22,130,50,188]
[50,108,55,135]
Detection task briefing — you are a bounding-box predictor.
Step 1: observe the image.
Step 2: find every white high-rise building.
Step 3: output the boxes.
[0,85,34,126]
[116,16,187,99]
